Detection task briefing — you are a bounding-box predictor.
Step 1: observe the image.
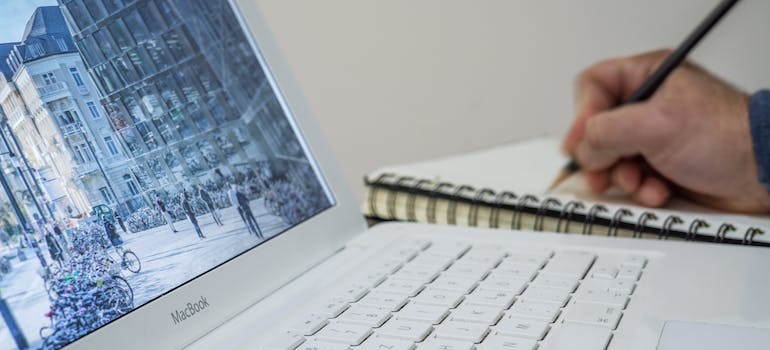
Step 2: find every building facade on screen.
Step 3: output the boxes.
[0,6,137,220]
[58,0,315,203]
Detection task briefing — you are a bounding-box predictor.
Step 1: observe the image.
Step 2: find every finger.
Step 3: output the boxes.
[563,60,622,154]
[574,103,670,171]
[632,175,671,207]
[611,159,642,194]
[563,50,673,154]
[585,170,610,194]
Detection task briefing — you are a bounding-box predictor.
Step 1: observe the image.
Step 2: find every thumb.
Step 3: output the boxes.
[574,103,671,171]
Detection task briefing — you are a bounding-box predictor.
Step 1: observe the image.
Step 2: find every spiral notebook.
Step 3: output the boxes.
[363,136,770,246]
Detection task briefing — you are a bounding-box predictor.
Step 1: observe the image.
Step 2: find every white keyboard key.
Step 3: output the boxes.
[480,272,529,294]
[335,284,370,303]
[433,321,490,342]
[573,288,629,308]
[430,275,478,294]
[495,317,550,340]
[357,336,416,350]
[384,249,419,263]
[376,278,425,297]
[542,251,596,278]
[393,266,440,284]
[398,302,450,324]
[377,318,433,342]
[581,277,636,295]
[290,314,329,336]
[338,305,391,327]
[493,262,540,281]
[590,265,619,279]
[518,285,570,306]
[563,302,623,329]
[506,247,553,257]
[504,252,550,268]
[465,288,516,308]
[444,263,491,281]
[265,331,305,350]
[540,323,612,350]
[477,333,538,350]
[518,285,571,306]
[314,300,350,318]
[409,253,456,270]
[296,339,348,350]
[607,278,636,294]
[386,239,430,253]
[425,242,471,258]
[465,243,507,254]
[458,251,505,268]
[314,322,372,345]
[358,291,409,311]
[413,287,465,307]
[507,301,561,322]
[383,243,422,261]
[620,254,647,268]
[617,265,643,281]
[450,303,503,325]
[413,240,432,250]
[530,273,578,292]
[352,270,388,288]
[372,259,405,274]
[417,337,475,350]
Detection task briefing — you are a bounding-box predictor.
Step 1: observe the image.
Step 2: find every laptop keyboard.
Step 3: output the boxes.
[266,239,647,350]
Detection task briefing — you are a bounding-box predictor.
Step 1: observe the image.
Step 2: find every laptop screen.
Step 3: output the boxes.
[0,1,334,348]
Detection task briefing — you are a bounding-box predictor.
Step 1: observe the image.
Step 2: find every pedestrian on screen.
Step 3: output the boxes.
[113,208,127,233]
[181,191,205,239]
[44,229,63,268]
[52,223,68,250]
[228,183,263,238]
[155,194,178,233]
[197,185,222,226]
[103,215,123,247]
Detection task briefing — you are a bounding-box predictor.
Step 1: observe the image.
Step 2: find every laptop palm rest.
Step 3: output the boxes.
[657,321,770,350]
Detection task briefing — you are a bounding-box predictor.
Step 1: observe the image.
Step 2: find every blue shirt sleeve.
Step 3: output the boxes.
[749,89,770,195]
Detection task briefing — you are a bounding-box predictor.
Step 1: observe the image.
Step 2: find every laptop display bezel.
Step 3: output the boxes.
[67,1,366,348]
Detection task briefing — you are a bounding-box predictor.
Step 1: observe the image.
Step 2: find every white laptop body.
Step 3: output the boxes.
[0,1,768,350]
[188,223,770,350]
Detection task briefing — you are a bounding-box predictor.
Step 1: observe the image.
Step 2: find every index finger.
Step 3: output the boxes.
[562,50,672,155]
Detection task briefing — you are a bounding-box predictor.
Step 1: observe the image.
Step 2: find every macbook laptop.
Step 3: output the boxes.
[0,1,769,349]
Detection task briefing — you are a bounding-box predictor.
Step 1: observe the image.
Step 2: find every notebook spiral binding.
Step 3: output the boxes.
[365,173,767,246]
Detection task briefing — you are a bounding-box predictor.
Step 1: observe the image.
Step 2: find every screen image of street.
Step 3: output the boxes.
[0,1,334,349]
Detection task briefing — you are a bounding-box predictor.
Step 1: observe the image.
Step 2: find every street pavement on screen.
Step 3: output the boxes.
[0,199,289,349]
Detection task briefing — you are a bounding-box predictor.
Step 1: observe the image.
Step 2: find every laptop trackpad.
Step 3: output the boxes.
[657,321,770,350]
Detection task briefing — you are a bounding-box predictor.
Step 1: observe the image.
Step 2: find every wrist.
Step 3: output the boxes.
[749,89,770,212]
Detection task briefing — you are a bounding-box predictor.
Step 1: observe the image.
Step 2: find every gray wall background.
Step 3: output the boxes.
[254,0,770,203]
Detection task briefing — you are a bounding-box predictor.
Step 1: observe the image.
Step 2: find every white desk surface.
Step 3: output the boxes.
[254,0,770,202]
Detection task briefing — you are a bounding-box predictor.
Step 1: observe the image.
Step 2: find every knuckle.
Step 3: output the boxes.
[577,57,618,84]
[583,118,606,148]
[575,69,593,88]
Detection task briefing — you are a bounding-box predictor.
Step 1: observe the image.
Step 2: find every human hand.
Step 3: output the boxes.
[562,49,770,214]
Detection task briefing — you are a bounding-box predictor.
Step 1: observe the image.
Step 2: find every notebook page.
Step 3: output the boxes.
[370,135,566,195]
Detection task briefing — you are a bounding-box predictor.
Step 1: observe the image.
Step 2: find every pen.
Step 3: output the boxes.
[548,0,742,191]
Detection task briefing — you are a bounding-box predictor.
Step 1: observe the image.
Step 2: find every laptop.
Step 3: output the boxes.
[0,1,769,349]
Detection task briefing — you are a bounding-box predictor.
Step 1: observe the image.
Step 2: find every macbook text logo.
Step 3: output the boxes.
[171,296,210,325]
